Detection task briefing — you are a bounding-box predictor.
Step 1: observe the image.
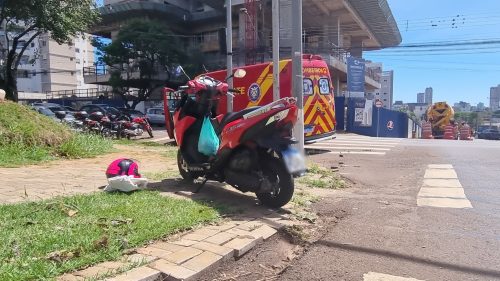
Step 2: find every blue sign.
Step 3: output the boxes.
[248,83,261,102]
[347,56,365,98]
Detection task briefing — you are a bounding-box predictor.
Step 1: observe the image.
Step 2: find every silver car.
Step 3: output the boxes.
[146,107,166,126]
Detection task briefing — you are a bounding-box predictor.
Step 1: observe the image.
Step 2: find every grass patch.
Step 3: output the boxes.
[143,170,180,181]
[0,191,220,281]
[0,144,54,167]
[298,163,347,189]
[114,139,165,148]
[0,102,113,167]
[57,134,114,159]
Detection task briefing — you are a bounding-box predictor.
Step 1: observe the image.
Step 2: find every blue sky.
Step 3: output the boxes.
[364,0,500,106]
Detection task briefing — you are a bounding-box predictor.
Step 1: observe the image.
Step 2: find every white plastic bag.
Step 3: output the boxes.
[104,176,149,192]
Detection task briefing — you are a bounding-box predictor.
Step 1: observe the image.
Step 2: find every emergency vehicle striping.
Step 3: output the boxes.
[248,61,288,107]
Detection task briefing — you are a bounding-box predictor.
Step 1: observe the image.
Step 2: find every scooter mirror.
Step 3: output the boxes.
[234,69,246,78]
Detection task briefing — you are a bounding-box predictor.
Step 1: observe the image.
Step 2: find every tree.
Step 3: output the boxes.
[94,20,187,109]
[0,0,100,101]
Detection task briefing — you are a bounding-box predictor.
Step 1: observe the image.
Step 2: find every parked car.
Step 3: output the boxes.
[63,106,77,112]
[32,106,57,120]
[117,108,146,119]
[477,129,500,140]
[79,104,122,119]
[32,104,75,122]
[146,107,165,126]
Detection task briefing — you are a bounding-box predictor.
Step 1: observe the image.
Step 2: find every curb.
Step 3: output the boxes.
[57,217,292,281]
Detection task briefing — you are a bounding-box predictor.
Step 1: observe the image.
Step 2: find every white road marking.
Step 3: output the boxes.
[150,136,171,142]
[327,151,386,155]
[417,164,472,208]
[423,169,458,179]
[363,272,425,281]
[306,145,391,151]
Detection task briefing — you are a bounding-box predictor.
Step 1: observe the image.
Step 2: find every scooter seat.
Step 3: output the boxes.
[219,106,261,130]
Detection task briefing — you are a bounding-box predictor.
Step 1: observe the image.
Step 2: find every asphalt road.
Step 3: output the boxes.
[280,137,500,281]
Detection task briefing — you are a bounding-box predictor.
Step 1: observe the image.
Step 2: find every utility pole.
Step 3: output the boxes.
[272,0,280,101]
[226,0,234,112]
[291,0,304,151]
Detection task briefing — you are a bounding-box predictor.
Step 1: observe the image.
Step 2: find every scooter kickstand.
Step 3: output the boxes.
[193,177,208,193]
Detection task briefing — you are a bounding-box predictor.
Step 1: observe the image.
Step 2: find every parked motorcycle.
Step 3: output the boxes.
[169,69,305,208]
[74,111,102,134]
[131,116,153,138]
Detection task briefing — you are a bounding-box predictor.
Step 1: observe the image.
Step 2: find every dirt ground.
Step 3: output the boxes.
[0,144,176,204]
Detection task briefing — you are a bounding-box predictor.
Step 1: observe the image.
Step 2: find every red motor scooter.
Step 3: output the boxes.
[169,70,305,208]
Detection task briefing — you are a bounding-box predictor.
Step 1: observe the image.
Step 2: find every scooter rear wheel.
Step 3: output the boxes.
[256,155,294,208]
[177,150,203,181]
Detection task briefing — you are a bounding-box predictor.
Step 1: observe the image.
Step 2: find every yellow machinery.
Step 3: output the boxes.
[426,102,455,138]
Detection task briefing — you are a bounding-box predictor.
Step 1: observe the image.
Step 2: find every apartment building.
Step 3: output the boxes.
[3,29,95,94]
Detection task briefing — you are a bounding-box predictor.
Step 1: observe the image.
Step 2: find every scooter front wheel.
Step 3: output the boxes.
[177,150,202,181]
[256,156,294,208]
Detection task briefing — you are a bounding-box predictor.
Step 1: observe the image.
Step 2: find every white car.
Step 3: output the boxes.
[146,107,165,126]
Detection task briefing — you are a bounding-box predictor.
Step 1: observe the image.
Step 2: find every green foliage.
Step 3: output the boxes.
[0,102,113,166]
[454,112,479,125]
[298,163,347,189]
[93,19,187,108]
[0,191,220,281]
[57,134,114,159]
[0,0,100,100]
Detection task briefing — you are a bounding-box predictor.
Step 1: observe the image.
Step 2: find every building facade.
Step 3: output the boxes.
[377,70,394,110]
[490,85,500,111]
[425,87,433,105]
[7,31,95,94]
[417,92,424,103]
[87,0,402,97]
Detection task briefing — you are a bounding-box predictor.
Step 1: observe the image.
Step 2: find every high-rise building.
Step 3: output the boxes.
[490,85,500,111]
[0,24,95,94]
[425,87,433,105]
[365,66,394,110]
[15,33,95,93]
[417,92,425,103]
[378,70,394,110]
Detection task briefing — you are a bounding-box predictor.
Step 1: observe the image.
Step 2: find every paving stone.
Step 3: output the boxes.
[204,232,236,245]
[205,222,238,232]
[107,266,162,281]
[171,239,198,247]
[235,220,264,231]
[180,233,208,241]
[56,274,84,281]
[99,261,127,271]
[136,247,172,258]
[181,251,222,272]
[163,247,203,264]
[225,228,261,239]
[74,265,111,278]
[191,241,234,259]
[149,259,197,281]
[150,241,186,253]
[123,253,157,264]
[250,224,278,240]
[191,228,220,238]
[223,237,257,257]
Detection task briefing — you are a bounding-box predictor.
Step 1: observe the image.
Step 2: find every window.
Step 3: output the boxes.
[16,40,26,49]
[32,70,37,77]
[75,48,80,53]
[303,79,313,95]
[31,42,35,48]
[318,78,331,95]
[70,58,74,61]
[42,41,46,47]
[76,59,81,64]
[19,55,29,65]
[17,70,29,78]
[384,99,387,101]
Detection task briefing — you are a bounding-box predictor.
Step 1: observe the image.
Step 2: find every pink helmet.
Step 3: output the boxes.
[106,158,141,178]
